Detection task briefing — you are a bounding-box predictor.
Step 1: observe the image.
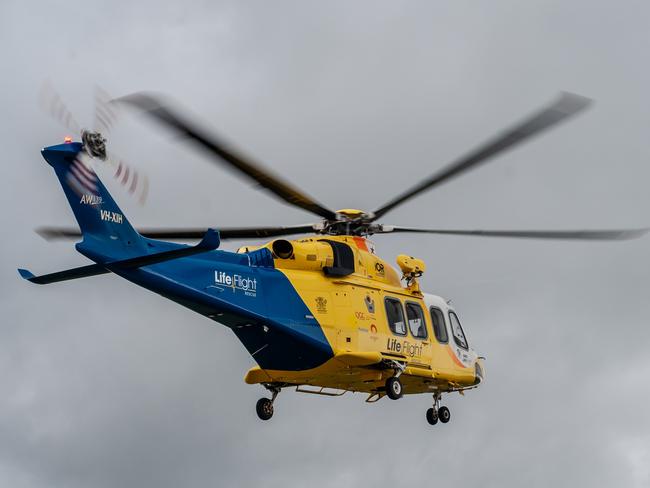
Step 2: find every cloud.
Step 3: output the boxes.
[1,0,649,487]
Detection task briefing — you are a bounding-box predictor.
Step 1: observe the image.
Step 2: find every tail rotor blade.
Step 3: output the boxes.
[94,85,120,134]
[39,81,81,135]
[104,151,149,206]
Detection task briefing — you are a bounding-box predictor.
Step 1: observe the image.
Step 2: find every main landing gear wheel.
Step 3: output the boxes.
[438,406,451,423]
[426,392,450,426]
[256,384,281,421]
[426,407,438,425]
[256,397,274,421]
[385,376,403,400]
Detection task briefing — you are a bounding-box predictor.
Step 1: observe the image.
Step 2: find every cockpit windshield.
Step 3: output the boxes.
[449,311,468,350]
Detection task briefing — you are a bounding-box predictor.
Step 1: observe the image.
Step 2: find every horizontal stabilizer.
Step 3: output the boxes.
[20,229,221,285]
[18,264,109,285]
[107,228,221,270]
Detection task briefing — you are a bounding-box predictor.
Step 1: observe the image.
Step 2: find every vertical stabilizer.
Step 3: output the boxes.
[41,141,146,259]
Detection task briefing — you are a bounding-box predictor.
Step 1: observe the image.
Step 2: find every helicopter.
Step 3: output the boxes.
[21,91,647,425]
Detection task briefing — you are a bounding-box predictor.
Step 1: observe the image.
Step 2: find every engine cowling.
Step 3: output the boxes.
[270,238,357,277]
[271,239,334,271]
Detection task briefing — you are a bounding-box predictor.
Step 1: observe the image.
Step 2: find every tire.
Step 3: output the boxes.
[438,406,451,423]
[385,377,403,400]
[426,407,438,425]
[256,398,274,420]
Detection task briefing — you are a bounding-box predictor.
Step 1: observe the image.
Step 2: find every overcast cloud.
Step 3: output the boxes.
[1,1,649,487]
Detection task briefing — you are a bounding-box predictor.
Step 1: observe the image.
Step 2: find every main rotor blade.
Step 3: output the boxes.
[116,93,338,221]
[378,226,648,241]
[372,92,592,220]
[36,224,318,241]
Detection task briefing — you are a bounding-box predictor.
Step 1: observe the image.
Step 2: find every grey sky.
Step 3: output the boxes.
[1,1,649,487]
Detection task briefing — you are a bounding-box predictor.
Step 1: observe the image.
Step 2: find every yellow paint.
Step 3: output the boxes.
[396,254,426,276]
[240,235,482,396]
[335,209,367,219]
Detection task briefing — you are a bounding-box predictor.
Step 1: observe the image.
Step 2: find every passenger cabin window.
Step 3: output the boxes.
[405,302,427,339]
[384,298,406,336]
[429,307,448,344]
[449,311,468,350]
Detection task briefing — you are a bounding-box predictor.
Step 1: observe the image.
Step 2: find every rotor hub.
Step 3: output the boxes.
[81,129,107,160]
[335,209,372,221]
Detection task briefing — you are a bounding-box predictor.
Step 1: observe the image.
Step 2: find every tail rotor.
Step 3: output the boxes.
[38,81,150,205]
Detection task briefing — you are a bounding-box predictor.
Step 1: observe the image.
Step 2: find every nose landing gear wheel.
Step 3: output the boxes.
[385,376,403,400]
[426,407,438,425]
[438,406,451,423]
[256,397,274,421]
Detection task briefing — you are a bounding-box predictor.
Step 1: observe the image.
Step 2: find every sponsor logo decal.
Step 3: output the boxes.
[315,296,328,313]
[369,323,379,341]
[100,210,123,224]
[355,311,373,321]
[80,194,103,206]
[456,348,470,366]
[386,337,423,358]
[214,270,257,297]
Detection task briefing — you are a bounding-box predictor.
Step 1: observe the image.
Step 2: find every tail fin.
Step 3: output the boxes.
[41,142,146,259]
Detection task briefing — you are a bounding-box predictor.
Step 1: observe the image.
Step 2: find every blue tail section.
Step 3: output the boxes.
[36,142,335,371]
[41,142,147,260]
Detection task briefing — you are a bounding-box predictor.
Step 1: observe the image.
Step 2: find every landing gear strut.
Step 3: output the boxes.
[385,360,406,400]
[426,392,451,426]
[256,384,281,421]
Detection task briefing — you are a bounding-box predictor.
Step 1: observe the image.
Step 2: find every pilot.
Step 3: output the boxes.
[409,318,424,338]
[417,320,425,337]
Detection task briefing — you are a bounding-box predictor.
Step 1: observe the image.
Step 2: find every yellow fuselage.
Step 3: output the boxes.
[241,235,484,397]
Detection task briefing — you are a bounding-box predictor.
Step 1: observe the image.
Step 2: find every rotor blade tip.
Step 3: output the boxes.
[35,227,54,240]
[622,228,650,240]
[557,91,593,114]
[35,227,80,240]
[113,92,166,111]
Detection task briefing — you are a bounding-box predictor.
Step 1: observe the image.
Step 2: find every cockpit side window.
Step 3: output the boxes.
[429,307,448,344]
[449,311,468,350]
[384,297,406,336]
[405,302,427,339]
